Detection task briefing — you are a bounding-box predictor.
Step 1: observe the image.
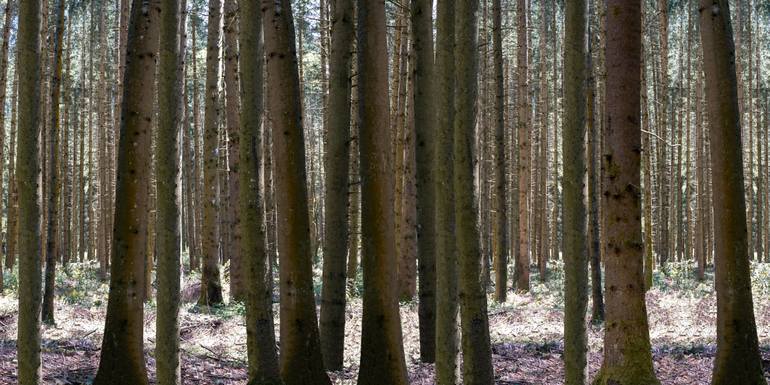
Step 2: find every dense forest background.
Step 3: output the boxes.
[0,0,769,384]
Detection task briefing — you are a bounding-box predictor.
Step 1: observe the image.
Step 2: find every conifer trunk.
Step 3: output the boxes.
[699,1,766,383]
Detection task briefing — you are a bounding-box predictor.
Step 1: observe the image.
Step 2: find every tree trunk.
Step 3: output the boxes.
[657,0,670,268]
[155,0,185,382]
[0,0,13,280]
[16,0,43,381]
[41,0,66,326]
[455,1,493,383]
[6,67,17,271]
[93,1,160,383]
[491,0,507,303]
[593,1,659,384]
[699,2,766,383]
[587,5,604,324]
[355,1,409,384]
[239,1,282,382]
[223,0,243,302]
[262,1,331,384]
[563,0,589,382]
[515,0,530,292]
[434,0,457,383]
[411,0,436,364]
[319,0,354,372]
[199,0,224,306]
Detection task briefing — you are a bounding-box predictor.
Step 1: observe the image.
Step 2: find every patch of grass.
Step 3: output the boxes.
[55,261,109,308]
[2,266,18,294]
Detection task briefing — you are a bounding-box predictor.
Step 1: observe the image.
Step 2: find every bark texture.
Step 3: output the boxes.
[699,1,766,384]
[93,1,160,384]
[355,1,409,385]
[593,1,659,384]
[319,0,354,371]
[262,0,331,384]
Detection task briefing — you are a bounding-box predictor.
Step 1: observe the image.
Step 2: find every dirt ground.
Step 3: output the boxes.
[2,263,770,384]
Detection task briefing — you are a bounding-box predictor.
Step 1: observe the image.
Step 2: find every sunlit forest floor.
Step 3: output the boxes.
[3,260,770,384]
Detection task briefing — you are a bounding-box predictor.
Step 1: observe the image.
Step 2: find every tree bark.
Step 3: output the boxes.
[223,0,243,302]
[563,0,589,382]
[239,1,282,382]
[262,0,330,384]
[593,1,659,384]
[16,0,43,381]
[515,0,530,292]
[41,0,66,326]
[491,0,507,303]
[699,1,766,383]
[411,0,436,364]
[93,1,160,384]
[355,1,410,385]
[455,1,494,383]
[155,0,185,382]
[199,0,224,306]
[434,0,457,383]
[319,0,354,371]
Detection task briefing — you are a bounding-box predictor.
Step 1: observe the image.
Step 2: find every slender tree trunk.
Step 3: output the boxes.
[700,2,766,383]
[190,11,198,269]
[223,0,243,302]
[515,0,530,292]
[199,0,224,306]
[641,4,654,290]
[695,37,706,279]
[93,1,160,384]
[657,0,670,268]
[491,0,507,303]
[319,0,354,372]
[41,0,66,326]
[0,0,13,278]
[155,0,186,383]
[6,68,17,271]
[411,0,436,364]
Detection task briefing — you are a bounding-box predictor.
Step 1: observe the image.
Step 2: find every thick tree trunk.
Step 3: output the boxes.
[563,0,589,382]
[355,1,409,384]
[239,1,282,382]
[434,1,457,383]
[262,1,330,384]
[699,2,766,384]
[593,1,659,384]
[16,0,43,382]
[455,1,494,383]
[93,1,160,384]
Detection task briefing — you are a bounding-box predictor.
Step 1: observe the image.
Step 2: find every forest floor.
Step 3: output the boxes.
[3,261,770,384]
